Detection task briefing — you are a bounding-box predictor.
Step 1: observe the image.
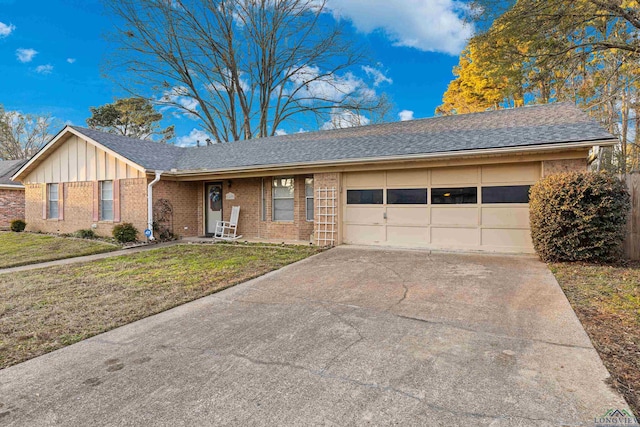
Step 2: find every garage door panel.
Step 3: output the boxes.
[432,227,480,247]
[481,207,529,228]
[431,207,478,226]
[386,207,429,225]
[386,169,429,187]
[431,166,478,186]
[481,163,539,184]
[344,224,385,244]
[345,207,385,224]
[345,171,385,188]
[386,226,429,245]
[481,228,533,249]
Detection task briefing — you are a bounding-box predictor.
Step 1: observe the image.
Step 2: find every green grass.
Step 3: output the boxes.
[0,243,322,369]
[551,262,640,415]
[0,232,118,269]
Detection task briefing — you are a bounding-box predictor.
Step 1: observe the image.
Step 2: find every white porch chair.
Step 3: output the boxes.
[214,206,243,241]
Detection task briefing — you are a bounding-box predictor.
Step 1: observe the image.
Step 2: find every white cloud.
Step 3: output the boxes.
[288,65,373,104]
[398,110,415,121]
[274,129,288,136]
[160,86,200,119]
[321,109,370,130]
[16,48,38,63]
[67,58,76,64]
[326,0,473,55]
[0,21,15,38]
[35,64,53,75]
[177,128,214,147]
[362,66,392,87]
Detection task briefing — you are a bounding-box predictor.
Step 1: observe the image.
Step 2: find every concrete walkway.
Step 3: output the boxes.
[0,241,180,275]
[0,247,630,426]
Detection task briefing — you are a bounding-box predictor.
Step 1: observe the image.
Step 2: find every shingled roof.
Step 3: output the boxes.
[0,159,26,187]
[22,102,617,177]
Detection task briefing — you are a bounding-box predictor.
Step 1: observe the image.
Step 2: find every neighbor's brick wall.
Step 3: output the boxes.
[313,172,341,245]
[542,159,587,176]
[25,178,147,238]
[152,180,200,237]
[0,188,25,229]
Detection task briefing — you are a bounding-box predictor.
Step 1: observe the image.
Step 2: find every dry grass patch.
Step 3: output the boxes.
[0,232,117,269]
[551,262,640,415]
[0,243,322,369]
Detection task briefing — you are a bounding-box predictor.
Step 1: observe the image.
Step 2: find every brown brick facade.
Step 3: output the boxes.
[152,180,200,238]
[25,178,147,238]
[0,189,25,229]
[542,159,587,176]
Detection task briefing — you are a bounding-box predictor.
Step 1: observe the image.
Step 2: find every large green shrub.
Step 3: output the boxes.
[529,172,630,262]
[112,223,138,243]
[10,219,26,232]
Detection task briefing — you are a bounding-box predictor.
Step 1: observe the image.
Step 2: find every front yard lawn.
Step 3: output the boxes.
[551,262,640,415]
[0,243,322,369]
[0,232,118,269]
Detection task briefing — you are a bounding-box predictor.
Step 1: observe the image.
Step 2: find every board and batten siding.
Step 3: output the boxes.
[23,135,145,184]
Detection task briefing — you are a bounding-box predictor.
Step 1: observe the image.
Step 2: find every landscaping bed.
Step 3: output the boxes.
[0,243,322,369]
[551,262,640,415]
[0,232,118,269]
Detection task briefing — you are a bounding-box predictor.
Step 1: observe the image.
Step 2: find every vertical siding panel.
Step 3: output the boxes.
[77,138,87,181]
[107,154,116,180]
[87,144,96,181]
[97,151,106,181]
[60,142,69,182]
[69,137,78,182]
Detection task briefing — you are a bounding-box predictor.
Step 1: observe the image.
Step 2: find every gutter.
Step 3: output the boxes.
[147,171,163,241]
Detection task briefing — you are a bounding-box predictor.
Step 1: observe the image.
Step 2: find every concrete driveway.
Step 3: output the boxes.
[0,247,629,426]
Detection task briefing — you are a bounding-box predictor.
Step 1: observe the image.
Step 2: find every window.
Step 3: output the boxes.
[100,180,114,221]
[347,189,383,205]
[431,187,477,204]
[305,177,314,221]
[272,177,294,221]
[387,188,428,205]
[482,185,531,204]
[47,183,59,219]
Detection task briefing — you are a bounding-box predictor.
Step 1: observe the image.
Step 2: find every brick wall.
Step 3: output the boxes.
[152,180,200,238]
[542,159,587,176]
[0,188,25,229]
[25,178,147,238]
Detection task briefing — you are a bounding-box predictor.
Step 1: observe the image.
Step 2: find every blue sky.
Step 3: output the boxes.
[0,0,472,146]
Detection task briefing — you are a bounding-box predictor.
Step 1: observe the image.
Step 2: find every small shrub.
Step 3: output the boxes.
[529,171,630,262]
[10,219,26,232]
[112,223,138,243]
[75,229,96,239]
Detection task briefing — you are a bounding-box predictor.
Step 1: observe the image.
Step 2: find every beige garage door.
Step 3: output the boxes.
[342,163,540,253]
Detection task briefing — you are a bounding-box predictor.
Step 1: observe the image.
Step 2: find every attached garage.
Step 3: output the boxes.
[343,162,540,253]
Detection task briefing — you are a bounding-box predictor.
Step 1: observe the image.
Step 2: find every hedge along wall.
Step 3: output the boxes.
[622,173,640,260]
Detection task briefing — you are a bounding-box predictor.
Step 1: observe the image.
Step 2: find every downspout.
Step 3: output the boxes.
[147,171,163,241]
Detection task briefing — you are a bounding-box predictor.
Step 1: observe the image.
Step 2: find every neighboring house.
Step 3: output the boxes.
[11,103,617,253]
[0,159,26,229]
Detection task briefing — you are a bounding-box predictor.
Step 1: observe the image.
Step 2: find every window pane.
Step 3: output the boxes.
[306,197,314,221]
[49,201,58,219]
[387,189,428,204]
[101,200,114,221]
[273,177,294,198]
[347,189,383,205]
[305,177,314,197]
[273,199,294,221]
[431,187,477,204]
[48,184,58,201]
[482,185,531,204]
[101,181,113,200]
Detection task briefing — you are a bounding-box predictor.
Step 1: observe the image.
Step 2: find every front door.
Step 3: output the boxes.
[205,183,223,235]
